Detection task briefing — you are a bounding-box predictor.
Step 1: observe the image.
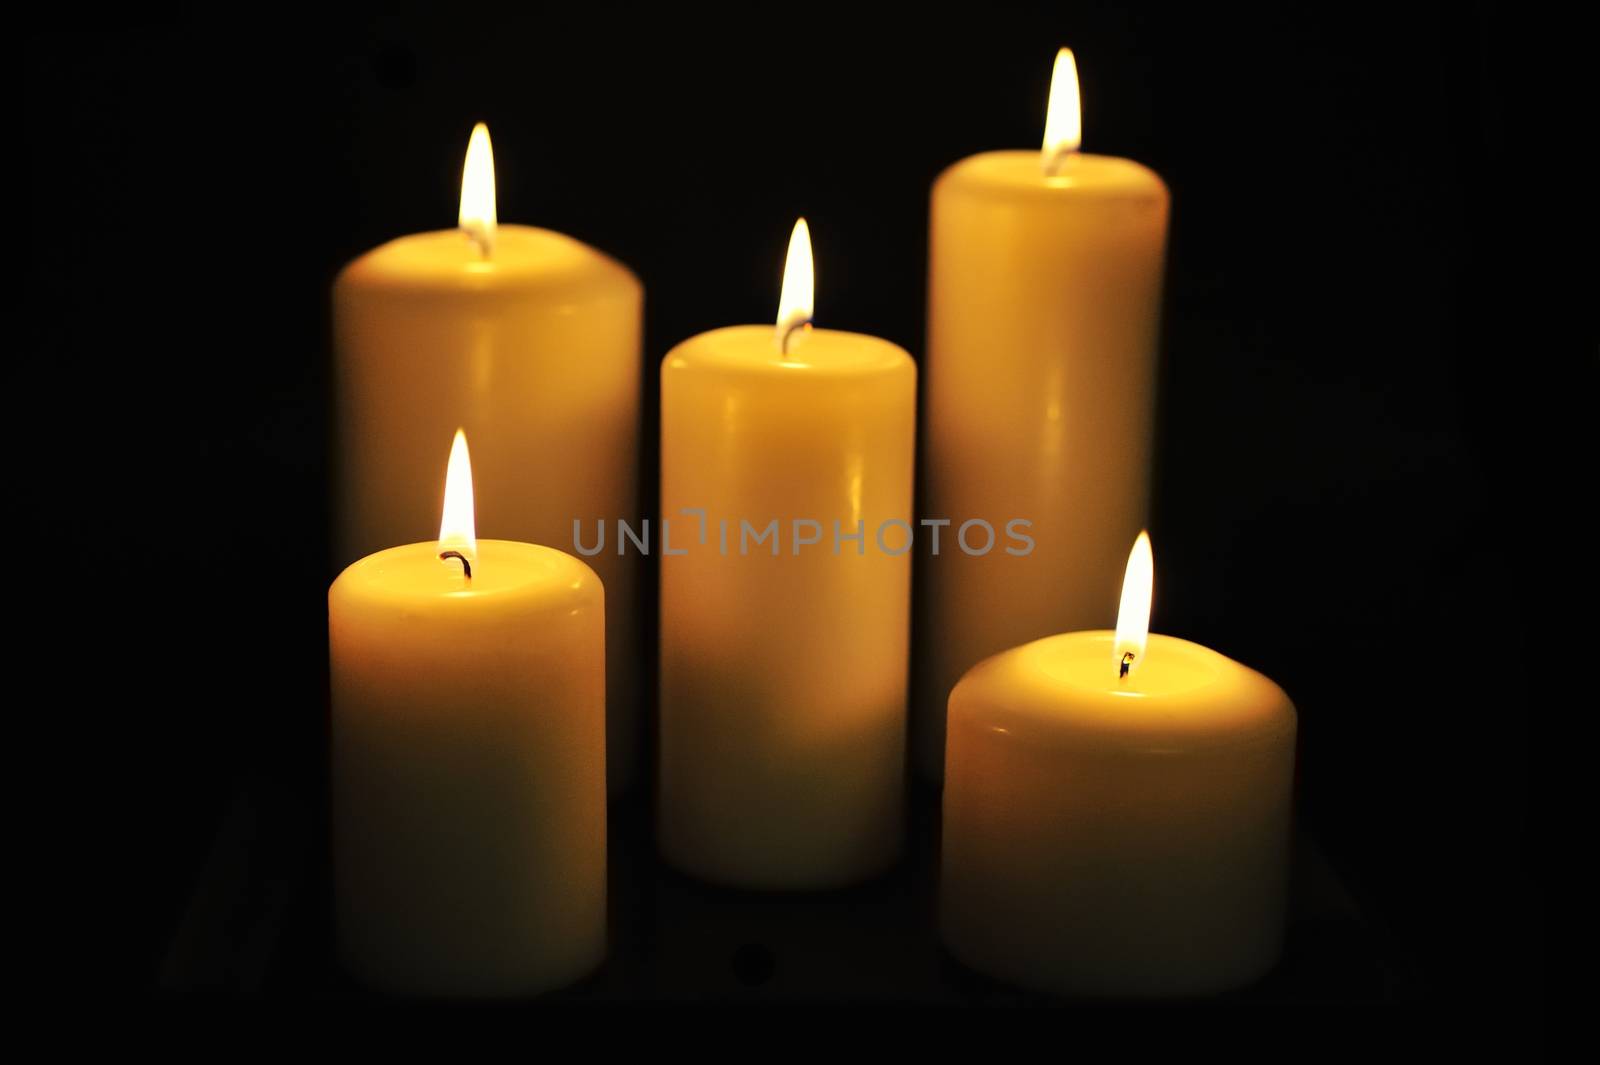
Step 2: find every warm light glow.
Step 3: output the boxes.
[459,122,497,257]
[438,429,478,565]
[775,217,814,353]
[1113,531,1153,680]
[1042,47,1082,174]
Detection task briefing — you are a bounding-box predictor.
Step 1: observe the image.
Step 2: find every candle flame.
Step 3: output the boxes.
[438,429,478,565]
[1042,48,1082,175]
[1113,531,1153,680]
[775,217,814,353]
[459,122,497,258]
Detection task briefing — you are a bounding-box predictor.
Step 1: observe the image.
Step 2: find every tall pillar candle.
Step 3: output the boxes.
[940,534,1296,996]
[917,50,1170,780]
[658,221,916,889]
[334,124,643,794]
[332,432,606,996]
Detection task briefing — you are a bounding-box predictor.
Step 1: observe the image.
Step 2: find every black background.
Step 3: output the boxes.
[28,2,1548,1025]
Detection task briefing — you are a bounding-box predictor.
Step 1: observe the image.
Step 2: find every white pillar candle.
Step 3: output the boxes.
[940,533,1297,997]
[331,431,607,996]
[658,221,917,889]
[918,49,1170,781]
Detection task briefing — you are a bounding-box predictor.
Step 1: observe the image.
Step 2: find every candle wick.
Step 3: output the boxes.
[439,550,472,581]
[780,318,811,357]
[1042,146,1077,178]
[1119,652,1134,680]
[463,226,492,260]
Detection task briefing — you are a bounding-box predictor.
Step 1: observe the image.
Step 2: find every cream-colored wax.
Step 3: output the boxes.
[941,631,1295,997]
[918,151,1169,781]
[334,224,642,793]
[331,540,606,996]
[658,325,916,888]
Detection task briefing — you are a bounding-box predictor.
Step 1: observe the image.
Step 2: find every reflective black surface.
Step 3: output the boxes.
[163,773,1405,1005]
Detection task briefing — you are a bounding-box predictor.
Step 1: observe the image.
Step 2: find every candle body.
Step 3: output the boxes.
[335,225,642,794]
[331,540,606,996]
[658,326,916,888]
[918,152,1169,781]
[941,632,1295,997]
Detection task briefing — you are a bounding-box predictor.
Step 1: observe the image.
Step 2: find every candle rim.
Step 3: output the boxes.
[664,323,913,378]
[939,150,1168,203]
[332,539,602,604]
[950,630,1295,752]
[337,224,640,296]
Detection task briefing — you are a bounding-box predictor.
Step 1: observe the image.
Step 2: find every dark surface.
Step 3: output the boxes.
[162,775,1406,1005]
[25,4,1551,1022]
